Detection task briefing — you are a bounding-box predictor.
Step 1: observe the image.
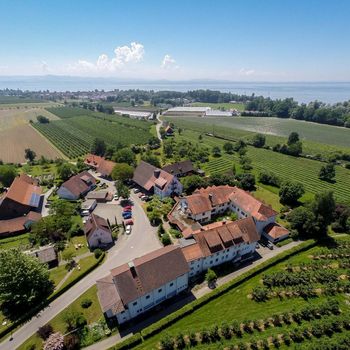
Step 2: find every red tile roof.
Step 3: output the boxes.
[107,245,189,306]
[1,174,41,207]
[0,211,41,236]
[264,223,289,239]
[133,161,174,192]
[84,154,116,177]
[60,171,96,198]
[84,154,104,168]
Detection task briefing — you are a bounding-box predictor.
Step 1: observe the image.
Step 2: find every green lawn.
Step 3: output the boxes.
[0,234,30,250]
[17,286,105,350]
[134,239,350,349]
[61,235,88,258]
[49,264,68,288]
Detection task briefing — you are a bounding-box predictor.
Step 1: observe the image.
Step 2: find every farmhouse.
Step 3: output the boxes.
[132,161,183,198]
[181,216,259,277]
[84,154,116,178]
[0,174,42,220]
[172,185,279,235]
[57,171,96,200]
[0,211,41,237]
[84,213,113,249]
[162,160,195,178]
[97,245,189,324]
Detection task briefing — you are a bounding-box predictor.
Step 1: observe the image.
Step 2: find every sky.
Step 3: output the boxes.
[0,0,349,81]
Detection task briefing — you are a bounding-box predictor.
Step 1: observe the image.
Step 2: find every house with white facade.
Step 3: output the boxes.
[96,245,189,324]
[178,185,278,235]
[57,171,96,200]
[132,161,183,198]
[180,216,260,278]
[84,213,113,249]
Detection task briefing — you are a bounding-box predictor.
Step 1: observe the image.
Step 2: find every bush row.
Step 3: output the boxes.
[112,333,142,350]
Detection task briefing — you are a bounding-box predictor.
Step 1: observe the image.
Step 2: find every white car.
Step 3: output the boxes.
[125,225,132,235]
[81,210,90,216]
[133,188,140,194]
[113,194,119,200]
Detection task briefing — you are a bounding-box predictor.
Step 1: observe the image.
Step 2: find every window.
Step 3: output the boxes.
[170,282,174,287]
[133,301,137,306]
[215,258,218,262]
[146,295,150,299]
[191,261,194,265]
[158,288,162,293]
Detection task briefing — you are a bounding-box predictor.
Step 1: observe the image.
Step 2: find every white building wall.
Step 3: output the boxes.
[88,228,113,248]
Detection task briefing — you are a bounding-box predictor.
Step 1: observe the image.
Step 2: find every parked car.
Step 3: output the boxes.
[122,212,132,219]
[267,242,274,250]
[125,225,132,235]
[123,205,133,210]
[133,188,141,194]
[81,210,90,216]
[123,207,132,212]
[141,195,149,201]
[124,219,134,225]
[113,194,119,200]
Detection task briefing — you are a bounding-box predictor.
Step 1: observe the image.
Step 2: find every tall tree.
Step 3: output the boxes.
[0,165,17,187]
[0,249,54,318]
[113,148,136,165]
[111,163,134,182]
[287,132,300,145]
[319,163,336,182]
[279,181,305,205]
[252,133,266,148]
[91,138,106,156]
[24,148,36,163]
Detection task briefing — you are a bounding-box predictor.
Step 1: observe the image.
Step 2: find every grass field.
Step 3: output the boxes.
[0,234,30,250]
[34,110,153,158]
[174,130,350,204]
[164,116,350,156]
[134,238,350,349]
[190,102,245,111]
[0,96,49,104]
[0,124,63,163]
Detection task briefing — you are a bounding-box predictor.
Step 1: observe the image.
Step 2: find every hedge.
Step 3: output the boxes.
[140,240,317,340]
[0,252,105,341]
[111,333,142,350]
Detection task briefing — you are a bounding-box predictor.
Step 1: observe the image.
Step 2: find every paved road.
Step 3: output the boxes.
[2,190,161,350]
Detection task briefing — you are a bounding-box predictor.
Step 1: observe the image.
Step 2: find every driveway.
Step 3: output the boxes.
[155,113,163,141]
[1,191,161,350]
[41,186,55,217]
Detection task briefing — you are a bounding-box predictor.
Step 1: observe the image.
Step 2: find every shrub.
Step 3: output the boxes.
[94,249,103,259]
[63,334,80,350]
[161,233,171,246]
[251,286,269,302]
[81,298,92,309]
[43,332,64,350]
[37,324,53,340]
[63,310,87,331]
[205,268,217,285]
[160,334,175,350]
[175,333,186,349]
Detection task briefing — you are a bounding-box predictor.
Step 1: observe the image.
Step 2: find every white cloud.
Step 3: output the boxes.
[68,42,145,73]
[239,68,255,76]
[161,54,178,69]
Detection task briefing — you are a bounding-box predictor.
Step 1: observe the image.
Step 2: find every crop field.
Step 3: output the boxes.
[0,124,63,163]
[45,106,97,119]
[175,130,350,204]
[190,101,245,111]
[34,114,153,158]
[0,96,48,104]
[165,116,350,154]
[134,239,350,350]
[0,107,59,131]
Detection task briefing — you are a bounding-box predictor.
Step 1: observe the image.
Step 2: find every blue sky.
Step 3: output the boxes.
[0,0,349,81]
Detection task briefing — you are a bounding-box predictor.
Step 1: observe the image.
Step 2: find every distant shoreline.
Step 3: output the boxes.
[1,78,350,103]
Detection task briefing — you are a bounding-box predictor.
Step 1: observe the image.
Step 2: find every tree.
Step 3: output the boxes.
[252,133,266,148]
[212,146,221,157]
[311,191,336,232]
[258,170,280,187]
[332,204,350,233]
[182,175,208,194]
[114,148,136,165]
[44,332,64,350]
[63,334,80,350]
[37,324,53,340]
[148,136,161,149]
[0,249,54,318]
[159,127,166,139]
[91,138,106,156]
[205,268,217,286]
[319,163,336,182]
[279,181,305,205]
[236,173,256,191]
[57,162,77,181]
[116,181,130,199]
[37,115,50,123]
[288,206,317,237]
[161,233,171,246]
[111,163,134,182]
[288,132,300,145]
[24,148,36,163]
[0,164,17,187]
[141,153,161,167]
[223,142,234,154]
[63,310,87,331]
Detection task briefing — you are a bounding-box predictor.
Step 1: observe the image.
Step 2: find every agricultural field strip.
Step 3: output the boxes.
[178,131,350,204]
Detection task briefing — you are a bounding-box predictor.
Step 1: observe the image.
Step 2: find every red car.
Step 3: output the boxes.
[125,219,134,225]
[123,207,132,212]
[123,205,132,210]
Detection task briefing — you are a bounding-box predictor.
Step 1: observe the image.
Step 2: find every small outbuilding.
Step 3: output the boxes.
[27,245,58,268]
[262,223,289,243]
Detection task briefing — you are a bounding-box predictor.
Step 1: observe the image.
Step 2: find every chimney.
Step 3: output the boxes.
[154,169,161,178]
[128,261,137,278]
[208,193,213,203]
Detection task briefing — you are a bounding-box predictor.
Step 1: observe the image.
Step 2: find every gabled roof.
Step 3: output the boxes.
[0,211,41,236]
[84,154,116,177]
[27,245,57,264]
[264,223,289,239]
[84,213,110,240]
[84,154,104,168]
[162,160,194,176]
[133,161,174,192]
[108,245,189,306]
[60,171,96,198]
[183,217,259,260]
[1,173,41,208]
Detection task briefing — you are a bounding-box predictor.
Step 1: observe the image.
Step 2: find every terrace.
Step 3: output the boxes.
[168,201,201,233]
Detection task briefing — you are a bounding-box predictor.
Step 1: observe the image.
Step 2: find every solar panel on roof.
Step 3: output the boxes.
[29,193,41,207]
